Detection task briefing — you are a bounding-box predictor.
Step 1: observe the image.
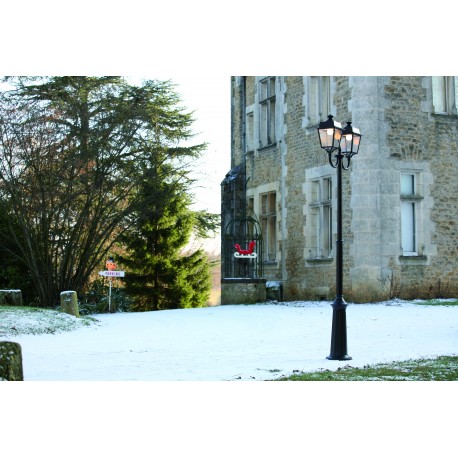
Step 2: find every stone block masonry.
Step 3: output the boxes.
[0,341,23,381]
[0,290,22,306]
[60,291,80,317]
[221,279,266,304]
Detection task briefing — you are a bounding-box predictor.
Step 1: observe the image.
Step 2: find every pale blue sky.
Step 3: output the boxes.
[169,75,231,214]
[128,75,231,214]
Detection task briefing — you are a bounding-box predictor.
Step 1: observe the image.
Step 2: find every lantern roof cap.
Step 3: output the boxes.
[342,121,361,136]
[318,114,342,131]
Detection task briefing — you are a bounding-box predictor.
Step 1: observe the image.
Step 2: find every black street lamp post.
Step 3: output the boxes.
[317,115,362,360]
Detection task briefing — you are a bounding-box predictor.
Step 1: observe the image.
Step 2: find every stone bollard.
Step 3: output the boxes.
[60,291,80,317]
[0,341,24,381]
[0,290,23,306]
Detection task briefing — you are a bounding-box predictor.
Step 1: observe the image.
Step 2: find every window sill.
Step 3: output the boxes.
[432,113,458,123]
[306,257,334,264]
[400,194,423,201]
[263,261,279,270]
[399,255,428,264]
[257,143,277,153]
[305,124,319,133]
[432,112,457,117]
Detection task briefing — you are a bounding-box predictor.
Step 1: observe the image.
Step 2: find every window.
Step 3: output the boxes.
[259,77,276,148]
[432,76,458,115]
[401,173,418,255]
[246,111,255,152]
[260,191,276,261]
[309,177,333,258]
[247,196,254,213]
[306,76,331,125]
[317,76,331,121]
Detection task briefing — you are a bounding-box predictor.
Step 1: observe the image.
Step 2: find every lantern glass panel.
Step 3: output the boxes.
[333,129,342,150]
[319,128,334,148]
[352,134,361,153]
[340,133,352,153]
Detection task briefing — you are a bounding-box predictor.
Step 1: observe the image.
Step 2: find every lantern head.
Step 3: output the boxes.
[317,114,343,152]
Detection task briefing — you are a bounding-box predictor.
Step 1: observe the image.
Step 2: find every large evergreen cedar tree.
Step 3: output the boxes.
[0,76,218,308]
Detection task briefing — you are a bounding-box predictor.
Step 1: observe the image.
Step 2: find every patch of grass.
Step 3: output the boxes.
[276,356,458,381]
[415,299,458,306]
[0,306,99,337]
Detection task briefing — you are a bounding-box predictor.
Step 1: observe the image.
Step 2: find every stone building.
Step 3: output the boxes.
[221,76,458,304]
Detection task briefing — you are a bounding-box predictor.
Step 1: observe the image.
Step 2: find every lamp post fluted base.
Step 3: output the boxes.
[326,296,352,361]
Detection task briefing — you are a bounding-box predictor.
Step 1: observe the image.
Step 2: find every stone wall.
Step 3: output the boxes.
[221,279,266,304]
[227,76,458,302]
[0,290,23,306]
[384,76,458,298]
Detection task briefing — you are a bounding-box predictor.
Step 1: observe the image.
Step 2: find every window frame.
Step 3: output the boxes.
[246,110,255,152]
[305,76,332,126]
[400,172,421,256]
[432,76,458,115]
[259,191,277,262]
[309,176,333,258]
[317,76,331,121]
[258,77,276,148]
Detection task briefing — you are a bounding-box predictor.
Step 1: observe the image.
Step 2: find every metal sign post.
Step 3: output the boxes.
[108,278,112,312]
[98,270,125,313]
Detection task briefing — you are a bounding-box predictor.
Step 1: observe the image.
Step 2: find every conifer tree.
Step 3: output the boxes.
[120,157,215,310]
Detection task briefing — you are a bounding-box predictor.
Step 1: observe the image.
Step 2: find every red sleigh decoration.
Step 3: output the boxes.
[234,241,257,258]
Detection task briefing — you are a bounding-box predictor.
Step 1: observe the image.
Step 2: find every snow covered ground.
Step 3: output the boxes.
[3,299,457,457]
[5,299,458,381]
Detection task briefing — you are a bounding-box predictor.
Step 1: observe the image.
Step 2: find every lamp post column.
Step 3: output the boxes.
[327,153,351,361]
[317,115,361,362]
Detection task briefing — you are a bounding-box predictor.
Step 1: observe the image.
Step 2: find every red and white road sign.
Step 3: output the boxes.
[99,270,125,277]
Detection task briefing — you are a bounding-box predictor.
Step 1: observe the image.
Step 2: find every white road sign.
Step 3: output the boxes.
[99,270,125,277]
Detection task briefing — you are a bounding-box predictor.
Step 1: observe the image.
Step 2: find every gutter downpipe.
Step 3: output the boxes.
[241,76,247,222]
